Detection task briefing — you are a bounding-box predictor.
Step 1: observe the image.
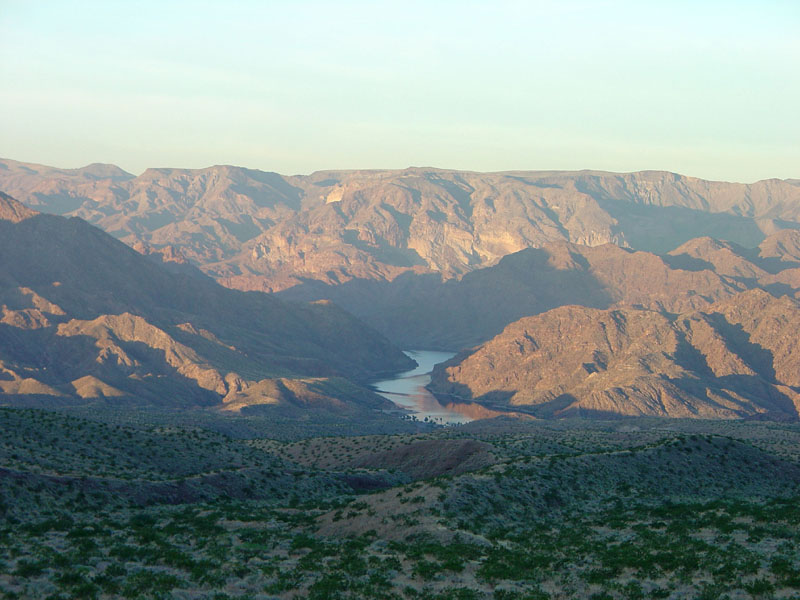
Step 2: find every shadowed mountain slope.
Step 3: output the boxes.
[278,238,790,349]
[0,193,413,412]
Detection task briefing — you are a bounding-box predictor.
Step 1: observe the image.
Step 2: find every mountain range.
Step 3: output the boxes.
[3,158,800,295]
[3,157,800,421]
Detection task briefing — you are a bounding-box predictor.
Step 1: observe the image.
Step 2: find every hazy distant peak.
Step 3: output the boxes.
[136,164,250,180]
[76,162,134,181]
[138,167,185,178]
[0,157,133,182]
[4,158,800,296]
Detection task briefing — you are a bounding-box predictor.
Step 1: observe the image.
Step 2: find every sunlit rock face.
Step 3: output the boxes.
[4,159,799,292]
[429,289,800,421]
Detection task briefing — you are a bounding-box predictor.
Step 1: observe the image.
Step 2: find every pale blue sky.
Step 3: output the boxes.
[1,1,797,181]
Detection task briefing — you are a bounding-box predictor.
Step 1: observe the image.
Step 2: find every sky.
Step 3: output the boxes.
[0,1,798,182]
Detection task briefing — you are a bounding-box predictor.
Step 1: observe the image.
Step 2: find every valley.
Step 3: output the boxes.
[4,2,797,598]
[370,350,473,425]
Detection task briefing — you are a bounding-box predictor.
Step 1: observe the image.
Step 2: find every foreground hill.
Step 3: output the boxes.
[429,289,800,420]
[0,193,413,413]
[3,158,800,292]
[3,407,800,599]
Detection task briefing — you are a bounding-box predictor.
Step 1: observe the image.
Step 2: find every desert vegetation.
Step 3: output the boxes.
[3,407,800,598]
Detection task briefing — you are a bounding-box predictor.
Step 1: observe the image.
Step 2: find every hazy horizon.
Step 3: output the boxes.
[4,154,799,185]
[1,1,798,182]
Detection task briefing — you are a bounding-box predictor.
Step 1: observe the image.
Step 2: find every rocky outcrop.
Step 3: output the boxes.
[349,439,496,480]
[57,313,229,395]
[429,290,800,420]
[0,191,37,223]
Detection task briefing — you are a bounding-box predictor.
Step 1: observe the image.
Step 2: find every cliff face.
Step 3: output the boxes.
[0,192,412,411]
[429,290,800,421]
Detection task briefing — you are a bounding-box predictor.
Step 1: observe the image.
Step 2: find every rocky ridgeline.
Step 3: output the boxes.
[3,158,800,292]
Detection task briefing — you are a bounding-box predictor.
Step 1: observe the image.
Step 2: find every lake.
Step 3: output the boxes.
[371,350,474,425]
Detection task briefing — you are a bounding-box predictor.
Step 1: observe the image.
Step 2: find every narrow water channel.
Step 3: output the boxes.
[371,350,473,425]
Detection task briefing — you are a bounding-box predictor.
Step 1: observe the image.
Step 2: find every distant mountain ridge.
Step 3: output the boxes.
[2,158,799,295]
